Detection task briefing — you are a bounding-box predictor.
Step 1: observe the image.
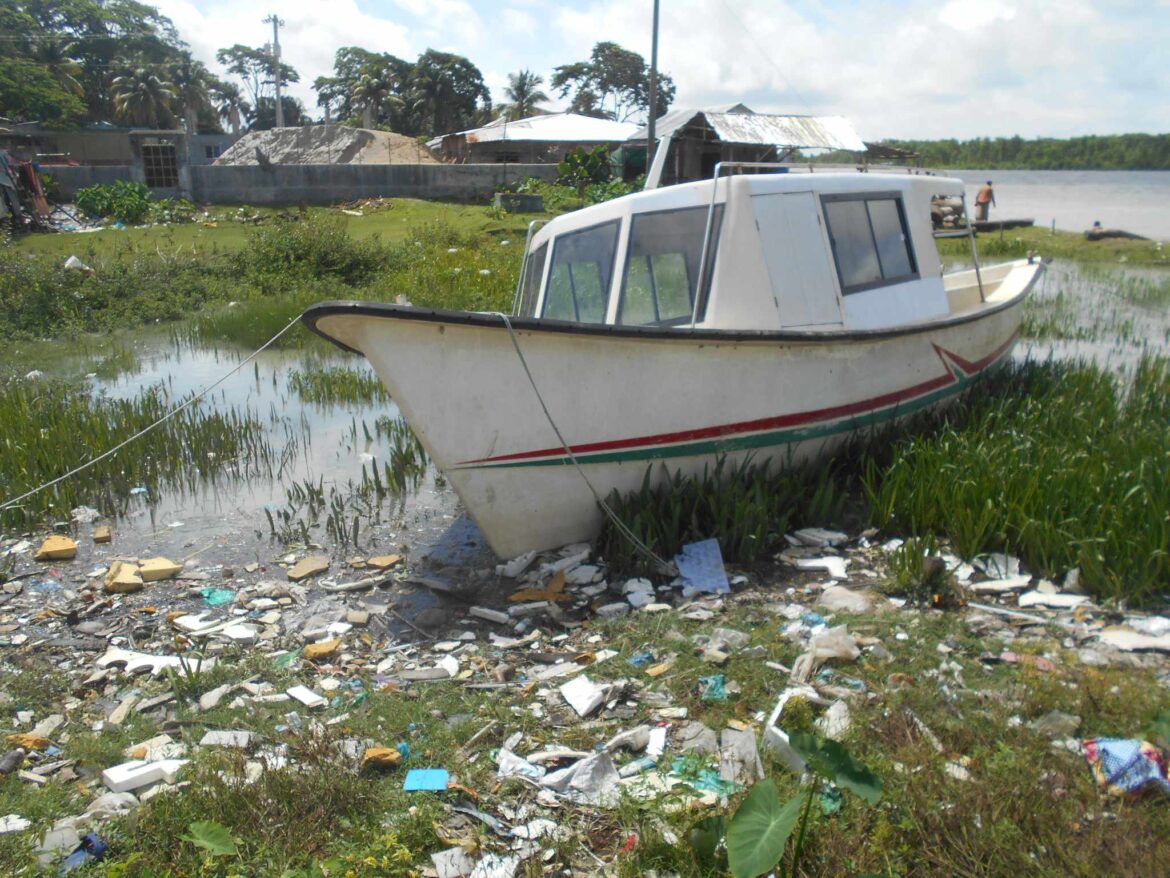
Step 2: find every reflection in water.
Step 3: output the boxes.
[83,335,457,565]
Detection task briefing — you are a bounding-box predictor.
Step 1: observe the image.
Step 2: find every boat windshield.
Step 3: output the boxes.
[618,205,724,326]
[542,221,621,323]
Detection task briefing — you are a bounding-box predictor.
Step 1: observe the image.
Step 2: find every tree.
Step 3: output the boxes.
[28,37,84,97]
[215,44,298,112]
[499,69,549,121]
[406,49,491,136]
[210,80,249,134]
[0,56,87,125]
[313,46,411,125]
[168,53,212,135]
[351,73,402,129]
[2,0,189,126]
[250,95,306,131]
[110,67,175,128]
[551,42,675,121]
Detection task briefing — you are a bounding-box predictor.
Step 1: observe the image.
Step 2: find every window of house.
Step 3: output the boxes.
[618,205,724,325]
[822,194,917,294]
[541,221,620,323]
[496,151,520,163]
[517,243,547,317]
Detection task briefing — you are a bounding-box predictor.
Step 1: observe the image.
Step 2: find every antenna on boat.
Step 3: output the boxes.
[646,0,660,172]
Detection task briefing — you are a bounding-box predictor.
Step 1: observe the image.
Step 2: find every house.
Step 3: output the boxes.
[427,112,639,164]
[630,105,867,187]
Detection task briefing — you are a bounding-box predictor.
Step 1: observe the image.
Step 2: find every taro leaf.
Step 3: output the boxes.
[788,732,882,805]
[181,820,238,857]
[726,779,804,878]
[687,814,726,868]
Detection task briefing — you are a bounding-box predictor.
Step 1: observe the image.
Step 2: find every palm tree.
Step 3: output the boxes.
[168,56,213,135]
[110,68,176,128]
[31,39,84,97]
[500,69,549,121]
[351,73,400,129]
[211,81,249,134]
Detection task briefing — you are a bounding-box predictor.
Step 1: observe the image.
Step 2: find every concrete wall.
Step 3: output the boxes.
[45,165,142,198]
[190,163,558,205]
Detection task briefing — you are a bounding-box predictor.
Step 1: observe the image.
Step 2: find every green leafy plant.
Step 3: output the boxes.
[720,733,881,878]
[182,820,238,857]
[557,145,611,195]
[75,180,153,224]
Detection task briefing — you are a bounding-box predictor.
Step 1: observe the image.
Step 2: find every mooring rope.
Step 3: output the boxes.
[0,314,303,513]
[491,312,670,570]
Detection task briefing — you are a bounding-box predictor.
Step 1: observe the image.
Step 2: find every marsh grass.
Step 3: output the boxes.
[598,451,865,573]
[265,417,428,549]
[601,356,1170,604]
[870,355,1170,604]
[288,363,391,405]
[0,376,280,527]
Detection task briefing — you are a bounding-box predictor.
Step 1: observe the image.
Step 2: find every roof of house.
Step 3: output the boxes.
[631,107,867,152]
[427,112,640,149]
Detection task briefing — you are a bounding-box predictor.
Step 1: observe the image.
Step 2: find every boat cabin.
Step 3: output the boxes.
[514,172,988,333]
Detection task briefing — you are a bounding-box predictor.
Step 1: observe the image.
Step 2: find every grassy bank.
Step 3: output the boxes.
[937,226,1168,265]
[1,208,529,349]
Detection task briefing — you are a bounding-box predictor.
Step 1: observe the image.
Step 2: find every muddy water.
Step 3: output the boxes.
[80,334,463,572]
[1017,262,1170,367]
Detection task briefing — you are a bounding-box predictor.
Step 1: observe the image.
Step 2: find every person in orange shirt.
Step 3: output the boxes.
[975,180,996,221]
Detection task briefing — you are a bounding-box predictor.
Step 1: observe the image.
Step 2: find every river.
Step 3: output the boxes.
[952,169,1170,241]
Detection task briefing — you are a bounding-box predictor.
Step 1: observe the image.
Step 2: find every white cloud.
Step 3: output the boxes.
[151,0,1169,138]
[547,0,1169,138]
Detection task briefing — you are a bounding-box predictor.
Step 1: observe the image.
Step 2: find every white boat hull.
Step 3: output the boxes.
[304,259,1041,559]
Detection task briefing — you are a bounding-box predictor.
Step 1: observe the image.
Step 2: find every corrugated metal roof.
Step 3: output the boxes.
[428,113,639,148]
[631,109,866,152]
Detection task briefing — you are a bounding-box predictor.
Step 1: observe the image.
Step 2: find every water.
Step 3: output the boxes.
[1017,262,1170,368]
[951,170,1170,241]
[71,335,460,567]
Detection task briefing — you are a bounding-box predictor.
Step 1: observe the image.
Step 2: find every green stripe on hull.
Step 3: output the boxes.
[460,356,998,471]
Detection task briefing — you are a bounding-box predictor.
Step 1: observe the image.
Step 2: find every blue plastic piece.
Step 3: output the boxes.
[403,768,449,791]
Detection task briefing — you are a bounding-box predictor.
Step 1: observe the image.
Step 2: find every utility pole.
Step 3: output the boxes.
[646,0,660,172]
[264,14,285,129]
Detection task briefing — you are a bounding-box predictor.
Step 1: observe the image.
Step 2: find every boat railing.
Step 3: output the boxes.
[511,219,546,316]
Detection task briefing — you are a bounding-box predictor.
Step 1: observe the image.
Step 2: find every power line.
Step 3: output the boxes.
[715,0,816,114]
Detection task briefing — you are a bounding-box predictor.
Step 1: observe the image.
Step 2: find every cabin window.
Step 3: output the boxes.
[822,194,917,294]
[517,243,547,318]
[542,221,620,323]
[618,205,724,325]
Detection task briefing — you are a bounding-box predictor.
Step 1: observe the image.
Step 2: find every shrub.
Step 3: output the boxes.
[74,180,152,224]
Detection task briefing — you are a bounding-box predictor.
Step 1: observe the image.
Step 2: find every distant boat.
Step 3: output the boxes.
[304,168,1043,559]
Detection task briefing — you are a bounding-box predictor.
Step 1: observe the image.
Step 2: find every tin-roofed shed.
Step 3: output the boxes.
[631,106,867,187]
[428,113,639,164]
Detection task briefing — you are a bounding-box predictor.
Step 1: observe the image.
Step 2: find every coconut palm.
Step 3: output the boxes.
[208,82,246,135]
[210,81,250,134]
[31,39,84,97]
[168,55,213,135]
[351,73,401,129]
[110,68,176,128]
[500,69,549,121]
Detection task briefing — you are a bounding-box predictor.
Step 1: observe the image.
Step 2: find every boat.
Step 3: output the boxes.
[302,166,1044,559]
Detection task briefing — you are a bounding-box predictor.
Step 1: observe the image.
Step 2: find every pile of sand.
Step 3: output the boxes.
[215,126,440,166]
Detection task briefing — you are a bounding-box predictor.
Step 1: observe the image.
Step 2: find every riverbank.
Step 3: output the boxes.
[2,198,1169,877]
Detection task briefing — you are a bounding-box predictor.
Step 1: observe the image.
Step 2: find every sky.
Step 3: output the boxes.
[151,0,1170,141]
